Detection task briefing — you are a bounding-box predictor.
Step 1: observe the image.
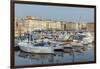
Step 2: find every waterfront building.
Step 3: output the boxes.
[15,16,94,37]
[86,23,94,31]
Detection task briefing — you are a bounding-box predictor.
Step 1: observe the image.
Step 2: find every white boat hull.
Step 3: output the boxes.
[18,43,54,54]
[81,37,94,44]
[71,42,83,47]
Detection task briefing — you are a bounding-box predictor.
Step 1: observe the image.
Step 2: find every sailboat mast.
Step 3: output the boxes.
[27,20,30,43]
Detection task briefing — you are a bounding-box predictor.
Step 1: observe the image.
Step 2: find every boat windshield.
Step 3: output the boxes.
[34,42,48,46]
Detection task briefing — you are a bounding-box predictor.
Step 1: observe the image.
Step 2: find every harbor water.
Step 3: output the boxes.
[15,44,95,66]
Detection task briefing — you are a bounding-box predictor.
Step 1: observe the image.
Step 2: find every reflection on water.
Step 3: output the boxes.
[15,44,94,66]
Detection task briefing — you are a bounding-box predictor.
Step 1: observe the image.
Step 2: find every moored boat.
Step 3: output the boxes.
[18,42,54,54]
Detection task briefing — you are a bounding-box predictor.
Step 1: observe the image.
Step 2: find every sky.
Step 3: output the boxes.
[15,4,94,23]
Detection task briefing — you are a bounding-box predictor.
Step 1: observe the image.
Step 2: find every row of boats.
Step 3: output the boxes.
[15,30,94,54]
